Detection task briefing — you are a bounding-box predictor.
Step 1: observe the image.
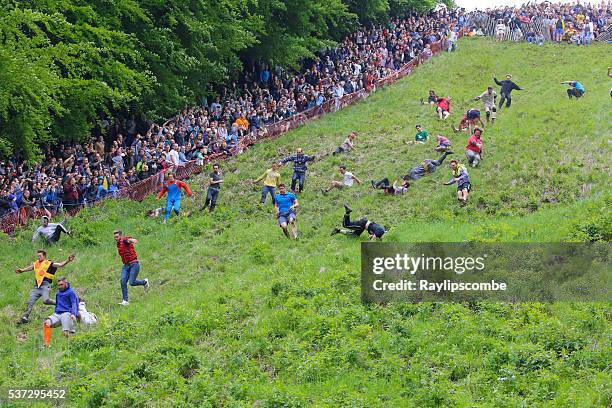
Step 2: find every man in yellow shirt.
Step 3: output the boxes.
[254,162,281,205]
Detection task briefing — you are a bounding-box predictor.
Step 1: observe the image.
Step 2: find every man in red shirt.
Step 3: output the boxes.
[465,128,484,167]
[436,96,452,120]
[114,230,149,306]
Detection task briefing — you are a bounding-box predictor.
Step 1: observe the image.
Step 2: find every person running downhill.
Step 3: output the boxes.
[444,159,472,206]
[474,86,497,122]
[254,162,281,205]
[465,128,484,167]
[32,216,71,244]
[333,132,357,155]
[371,177,410,195]
[494,74,522,109]
[275,184,299,239]
[405,151,454,181]
[561,80,586,99]
[156,172,193,223]
[15,250,75,324]
[280,148,316,193]
[114,230,149,306]
[42,277,79,347]
[330,204,386,240]
[202,163,223,212]
[322,165,362,194]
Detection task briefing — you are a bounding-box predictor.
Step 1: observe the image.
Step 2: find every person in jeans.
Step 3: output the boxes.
[15,250,75,324]
[280,148,316,193]
[114,230,149,306]
[494,74,522,109]
[561,80,586,99]
[254,162,280,205]
[330,204,386,240]
[405,151,453,181]
[43,277,79,346]
[156,172,193,223]
[202,163,223,212]
[32,216,71,244]
[465,128,484,167]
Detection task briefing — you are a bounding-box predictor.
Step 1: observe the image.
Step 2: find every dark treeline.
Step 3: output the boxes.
[0,0,450,161]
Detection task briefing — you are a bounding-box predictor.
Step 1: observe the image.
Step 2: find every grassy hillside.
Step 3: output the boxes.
[1,38,610,407]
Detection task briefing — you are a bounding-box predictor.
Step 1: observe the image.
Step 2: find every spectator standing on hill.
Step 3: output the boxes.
[275,184,299,239]
[561,80,586,99]
[114,230,149,306]
[15,250,75,324]
[444,159,471,206]
[202,163,223,213]
[156,172,193,223]
[42,277,79,346]
[280,148,316,193]
[474,86,497,123]
[254,162,281,205]
[494,74,522,109]
[465,128,484,167]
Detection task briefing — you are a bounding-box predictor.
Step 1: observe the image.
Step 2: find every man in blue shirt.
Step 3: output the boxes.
[561,80,586,99]
[274,184,299,239]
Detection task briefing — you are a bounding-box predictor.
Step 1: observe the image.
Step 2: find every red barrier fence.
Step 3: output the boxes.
[1,36,454,235]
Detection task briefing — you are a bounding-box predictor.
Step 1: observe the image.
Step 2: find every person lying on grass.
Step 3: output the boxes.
[371,177,410,195]
[330,204,386,241]
[322,165,362,195]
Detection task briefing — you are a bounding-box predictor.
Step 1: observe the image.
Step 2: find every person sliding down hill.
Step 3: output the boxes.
[474,86,497,123]
[114,230,149,306]
[42,277,79,347]
[156,172,193,223]
[452,109,484,135]
[330,204,386,240]
[15,250,75,324]
[275,184,299,239]
[435,135,452,152]
[444,159,471,206]
[465,128,484,167]
[494,74,522,109]
[32,216,71,244]
[405,151,454,181]
[371,177,410,195]
[332,132,357,155]
[561,80,586,99]
[435,96,452,120]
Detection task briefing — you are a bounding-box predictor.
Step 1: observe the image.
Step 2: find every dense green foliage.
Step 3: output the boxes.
[0,0,446,162]
[0,39,610,406]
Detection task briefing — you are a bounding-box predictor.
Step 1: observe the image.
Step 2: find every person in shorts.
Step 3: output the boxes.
[322,165,362,194]
[330,204,386,240]
[43,277,79,346]
[275,184,299,239]
[444,159,471,206]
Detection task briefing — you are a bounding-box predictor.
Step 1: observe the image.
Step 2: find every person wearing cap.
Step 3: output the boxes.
[32,216,71,244]
[330,204,386,240]
[474,87,498,123]
[43,276,80,346]
[15,250,75,324]
[465,128,484,167]
[444,159,471,206]
[494,74,522,109]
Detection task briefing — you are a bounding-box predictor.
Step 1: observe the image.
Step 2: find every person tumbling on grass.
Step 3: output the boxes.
[465,128,484,167]
[444,159,472,206]
[114,230,149,306]
[494,74,522,109]
[15,250,75,324]
[371,177,410,195]
[254,162,281,205]
[421,90,438,105]
[405,151,454,181]
[156,172,193,223]
[32,216,71,244]
[322,165,362,195]
[435,96,452,120]
[561,80,586,99]
[452,109,485,135]
[202,163,223,213]
[474,86,497,123]
[330,204,386,240]
[42,276,79,347]
[275,184,299,239]
[280,148,316,193]
[435,135,452,152]
[413,124,430,143]
[332,132,357,155]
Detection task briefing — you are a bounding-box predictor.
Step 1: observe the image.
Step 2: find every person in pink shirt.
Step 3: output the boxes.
[435,135,452,152]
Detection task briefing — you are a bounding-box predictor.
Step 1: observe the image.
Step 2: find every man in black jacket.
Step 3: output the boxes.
[494,74,523,109]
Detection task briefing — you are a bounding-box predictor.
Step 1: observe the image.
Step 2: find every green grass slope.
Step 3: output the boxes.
[0,38,610,407]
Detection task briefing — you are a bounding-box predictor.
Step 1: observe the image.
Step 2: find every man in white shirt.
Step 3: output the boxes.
[322,165,361,194]
[474,86,497,123]
[32,216,71,244]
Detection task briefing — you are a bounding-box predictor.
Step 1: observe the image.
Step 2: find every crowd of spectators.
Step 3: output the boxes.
[475,2,611,45]
[0,8,461,221]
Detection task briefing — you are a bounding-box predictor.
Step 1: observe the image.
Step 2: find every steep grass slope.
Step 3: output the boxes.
[0,38,610,407]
